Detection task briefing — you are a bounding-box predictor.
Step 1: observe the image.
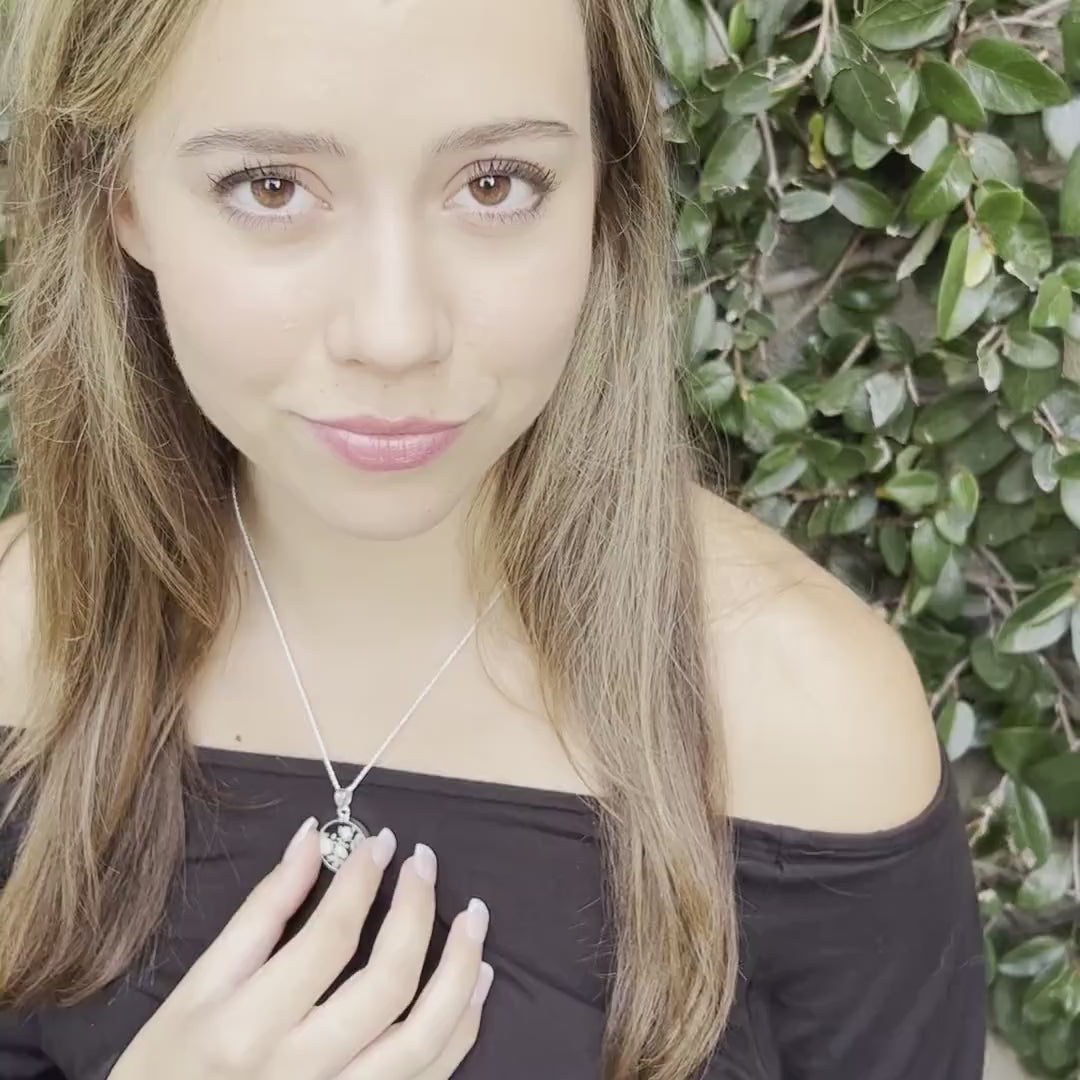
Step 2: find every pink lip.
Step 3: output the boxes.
[311,414,464,436]
[306,418,464,472]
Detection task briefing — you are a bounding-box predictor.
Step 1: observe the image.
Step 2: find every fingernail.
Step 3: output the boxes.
[370,827,397,869]
[471,962,494,1006]
[412,843,438,883]
[283,817,317,863]
[465,897,489,941]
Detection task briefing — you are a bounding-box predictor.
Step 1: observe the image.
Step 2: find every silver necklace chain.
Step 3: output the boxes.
[229,475,504,870]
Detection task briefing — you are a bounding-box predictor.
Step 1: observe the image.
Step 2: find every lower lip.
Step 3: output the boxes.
[306,420,464,471]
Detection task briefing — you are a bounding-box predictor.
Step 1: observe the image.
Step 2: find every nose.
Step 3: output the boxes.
[325,212,451,373]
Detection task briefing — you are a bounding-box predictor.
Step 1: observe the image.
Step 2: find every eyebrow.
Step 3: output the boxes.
[175,118,577,159]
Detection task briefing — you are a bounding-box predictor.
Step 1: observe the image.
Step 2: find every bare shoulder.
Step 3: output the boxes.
[0,511,35,729]
[690,482,943,834]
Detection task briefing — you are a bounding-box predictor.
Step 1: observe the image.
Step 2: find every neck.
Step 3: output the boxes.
[229,460,504,652]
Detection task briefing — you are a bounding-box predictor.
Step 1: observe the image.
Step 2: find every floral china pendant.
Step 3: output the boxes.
[318,788,370,872]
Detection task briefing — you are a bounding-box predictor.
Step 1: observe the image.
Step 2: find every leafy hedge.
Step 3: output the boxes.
[0,0,1079,1071]
[649,0,1080,1071]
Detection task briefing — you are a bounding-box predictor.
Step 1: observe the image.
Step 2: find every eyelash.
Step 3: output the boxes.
[205,155,559,232]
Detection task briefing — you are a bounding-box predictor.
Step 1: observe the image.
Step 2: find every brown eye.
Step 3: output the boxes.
[250,176,296,210]
[468,174,511,207]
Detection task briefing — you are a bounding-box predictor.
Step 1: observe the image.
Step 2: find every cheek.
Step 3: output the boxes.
[458,221,594,394]
[152,243,314,400]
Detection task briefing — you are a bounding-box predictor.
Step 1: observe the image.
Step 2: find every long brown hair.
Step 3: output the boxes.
[0,0,740,1076]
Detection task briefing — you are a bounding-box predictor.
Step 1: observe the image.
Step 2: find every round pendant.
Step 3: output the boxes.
[318,817,370,872]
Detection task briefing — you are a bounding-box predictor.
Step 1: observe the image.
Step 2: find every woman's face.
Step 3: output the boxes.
[114,0,597,540]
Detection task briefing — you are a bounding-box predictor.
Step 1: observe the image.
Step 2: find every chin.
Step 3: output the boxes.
[309,476,478,543]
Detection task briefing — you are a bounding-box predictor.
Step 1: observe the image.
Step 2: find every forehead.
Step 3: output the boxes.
[141,0,591,157]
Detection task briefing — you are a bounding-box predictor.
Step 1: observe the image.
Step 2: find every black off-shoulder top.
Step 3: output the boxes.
[0,736,986,1080]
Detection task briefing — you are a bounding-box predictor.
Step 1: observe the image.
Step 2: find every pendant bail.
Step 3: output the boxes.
[334,787,352,822]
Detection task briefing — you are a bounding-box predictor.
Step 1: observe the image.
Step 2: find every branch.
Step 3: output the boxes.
[773,0,836,92]
[788,233,862,330]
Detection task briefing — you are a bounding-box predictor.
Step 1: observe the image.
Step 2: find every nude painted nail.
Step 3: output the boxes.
[412,842,438,883]
[283,817,317,863]
[465,897,489,941]
[370,827,397,869]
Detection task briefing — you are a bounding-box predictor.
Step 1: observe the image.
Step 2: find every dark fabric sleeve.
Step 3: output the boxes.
[0,781,66,1078]
[735,741,986,1080]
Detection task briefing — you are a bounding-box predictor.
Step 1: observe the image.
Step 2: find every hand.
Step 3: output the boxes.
[108,820,494,1080]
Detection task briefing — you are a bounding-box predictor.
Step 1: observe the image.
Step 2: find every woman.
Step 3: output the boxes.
[0,0,985,1077]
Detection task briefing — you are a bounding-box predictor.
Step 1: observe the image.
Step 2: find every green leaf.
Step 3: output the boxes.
[831,178,898,227]
[700,120,763,193]
[980,194,1052,282]
[960,39,1070,115]
[969,133,1021,184]
[904,114,950,169]
[727,0,753,54]
[937,225,996,340]
[963,229,993,288]
[919,59,987,129]
[723,58,791,115]
[878,469,941,511]
[1003,777,1053,868]
[1001,361,1061,412]
[1042,96,1080,161]
[974,185,1024,239]
[778,188,833,222]
[746,382,810,432]
[997,576,1078,653]
[873,316,916,361]
[990,726,1058,776]
[854,0,958,51]
[1027,751,1080,817]
[816,368,868,414]
[878,521,909,575]
[832,61,905,144]
[651,0,708,89]
[896,216,946,280]
[1060,145,1080,235]
[676,200,712,255]
[1017,851,1072,909]
[913,388,989,443]
[935,698,976,759]
[1029,274,1074,331]
[912,518,952,581]
[865,371,907,426]
[829,493,879,534]
[851,129,891,168]
[998,936,1068,977]
[905,143,973,221]
[933,465,979,542]
[1063,476,1080,528]
[744,444,810,498]
[1005,326,1061,368]
[1063,0,1080,82]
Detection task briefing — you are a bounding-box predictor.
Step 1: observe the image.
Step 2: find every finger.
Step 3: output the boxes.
[336,899,490,1080]
[220,827,397,1041]
[284,843,439,1074]
[411,964,493,1080]
[168,816,325,1009]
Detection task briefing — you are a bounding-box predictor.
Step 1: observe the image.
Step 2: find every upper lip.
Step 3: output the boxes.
[307,414,466,436]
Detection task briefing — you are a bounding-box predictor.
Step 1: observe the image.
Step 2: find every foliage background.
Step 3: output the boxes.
[1,0,1080,1072]
[649,0,1080,1072]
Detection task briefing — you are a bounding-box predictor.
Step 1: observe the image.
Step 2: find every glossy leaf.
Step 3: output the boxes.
[960,39,1070,115]
[919,59,986,129]
[937,225,996,341]
[905,143,972,221]
[831,178,897,227]
[855,0,957,50]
